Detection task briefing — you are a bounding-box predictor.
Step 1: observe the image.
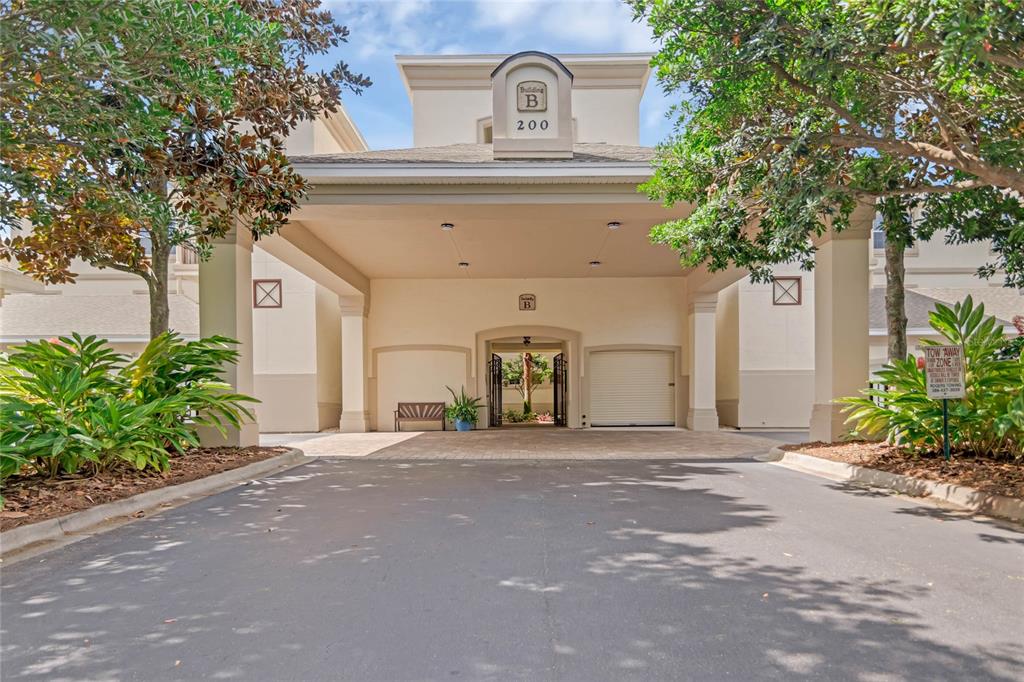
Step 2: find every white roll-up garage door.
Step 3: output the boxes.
[588,350,675,426]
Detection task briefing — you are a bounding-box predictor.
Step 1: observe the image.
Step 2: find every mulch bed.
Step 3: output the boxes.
[0,446,289,532]
[781,441,1024,500]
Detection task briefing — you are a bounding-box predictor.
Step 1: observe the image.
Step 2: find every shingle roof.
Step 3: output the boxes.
[915,287,1023,326]
[289,142,656,165]
[869,287,1016,331]
[0,293,198,341]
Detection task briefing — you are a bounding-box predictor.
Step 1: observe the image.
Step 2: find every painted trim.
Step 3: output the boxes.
[292,162,654,184]
[321,101,369,152]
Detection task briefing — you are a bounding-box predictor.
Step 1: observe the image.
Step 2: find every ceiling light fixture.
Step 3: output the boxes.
[589,260,602,267]
[458,261,470,268]
[441,223,454,231]
[607,221,621,230]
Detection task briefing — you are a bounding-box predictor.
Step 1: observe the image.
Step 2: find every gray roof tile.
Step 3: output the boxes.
[289,142,655,165]
[0,293,198,341]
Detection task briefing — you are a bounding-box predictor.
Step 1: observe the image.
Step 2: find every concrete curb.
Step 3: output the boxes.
[1,448,312,557]
[764,446,1024,523]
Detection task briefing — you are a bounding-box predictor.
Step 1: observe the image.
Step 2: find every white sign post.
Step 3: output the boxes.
[922,345,965,460]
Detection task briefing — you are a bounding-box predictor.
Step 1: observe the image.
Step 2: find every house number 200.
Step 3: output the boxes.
[516,119,549,131]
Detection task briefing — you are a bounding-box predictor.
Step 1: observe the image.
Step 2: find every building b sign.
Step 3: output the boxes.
[517,81,547,112]
[923,345,965,399]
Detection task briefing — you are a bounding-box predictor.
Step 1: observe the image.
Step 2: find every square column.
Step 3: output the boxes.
[809,208,871,441]
[687,292,719,431]
[339,295,369,432]
[198,229,259,446]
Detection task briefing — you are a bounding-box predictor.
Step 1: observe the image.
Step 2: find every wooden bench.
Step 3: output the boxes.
[394,402,447,432]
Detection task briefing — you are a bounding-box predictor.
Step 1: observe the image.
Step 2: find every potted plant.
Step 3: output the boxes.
[445,385,483,431]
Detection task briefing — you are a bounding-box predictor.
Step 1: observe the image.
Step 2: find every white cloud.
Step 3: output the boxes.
[473,0,544,29]
[473,0,655,53]
[328,0,443,59]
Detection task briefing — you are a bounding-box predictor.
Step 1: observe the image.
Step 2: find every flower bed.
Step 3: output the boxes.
[781,441,1024,500]
[0,446,288,532]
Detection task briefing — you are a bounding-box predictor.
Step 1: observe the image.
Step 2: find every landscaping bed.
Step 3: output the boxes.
[781,441,1024,500]
[1,446,288,532]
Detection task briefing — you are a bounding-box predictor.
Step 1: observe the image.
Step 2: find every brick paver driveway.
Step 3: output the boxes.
[287,427,786,459]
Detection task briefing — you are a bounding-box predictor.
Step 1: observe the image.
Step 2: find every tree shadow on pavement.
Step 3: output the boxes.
[0,459,1020,681]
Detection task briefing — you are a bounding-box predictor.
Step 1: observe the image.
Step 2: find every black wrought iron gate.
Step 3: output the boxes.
[488,353,503,427]
[553,352,567,426]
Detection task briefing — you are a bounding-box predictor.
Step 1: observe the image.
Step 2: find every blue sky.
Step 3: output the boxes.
[322,0,675,150]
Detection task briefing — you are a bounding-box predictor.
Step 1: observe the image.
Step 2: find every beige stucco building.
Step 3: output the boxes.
[2,52,1019,442]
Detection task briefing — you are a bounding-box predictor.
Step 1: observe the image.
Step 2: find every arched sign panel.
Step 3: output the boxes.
[491,52,573,159]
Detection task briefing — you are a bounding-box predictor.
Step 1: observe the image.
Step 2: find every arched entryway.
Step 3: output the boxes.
[475,325,582,429]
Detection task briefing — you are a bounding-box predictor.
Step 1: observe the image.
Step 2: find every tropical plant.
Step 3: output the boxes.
[841,297,1024,459]
[503,408,539,423]
[0,333,256,484]
[444,386,484,425]
[1,0,370,337]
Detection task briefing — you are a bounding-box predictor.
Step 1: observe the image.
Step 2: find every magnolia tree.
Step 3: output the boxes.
[631,0,1024,361]
[1,0,370,337]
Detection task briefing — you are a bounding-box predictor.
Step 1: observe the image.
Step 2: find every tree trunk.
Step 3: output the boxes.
[884,234,907,362]
[148,236,171,339]
[147,173,171,339]
[523,352,534,412]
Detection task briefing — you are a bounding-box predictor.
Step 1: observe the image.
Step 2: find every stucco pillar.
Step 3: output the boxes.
[339,295,369,432]
[687,292,719,431]
[198,228,259,446]
[809,207,872,441]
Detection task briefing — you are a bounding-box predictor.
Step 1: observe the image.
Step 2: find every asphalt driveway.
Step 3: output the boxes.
[2,456,1022,681]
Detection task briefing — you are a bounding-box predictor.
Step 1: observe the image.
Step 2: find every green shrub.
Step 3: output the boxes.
[444,385,483,424]
[0,333,257,483]
[842,297,1024,459]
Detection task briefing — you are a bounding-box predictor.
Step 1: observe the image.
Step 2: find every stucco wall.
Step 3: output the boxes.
[732,265,817,429]
[253,373,319,432]
[373,348,470,431]
[252,250,338,432]
[410,85,642,148]
[412,90,491,147]
[715,282,740,426]
[367,277,688,429]
[571,89,640,145]
[314,285,342,430]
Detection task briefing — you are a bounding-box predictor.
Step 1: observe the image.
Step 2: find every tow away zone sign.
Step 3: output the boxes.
[923,345,965,399]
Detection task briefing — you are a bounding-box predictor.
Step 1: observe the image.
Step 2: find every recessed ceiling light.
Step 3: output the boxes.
[607,221,621,230]
[589,260,602,267]
[458,261,470,268]
[441,223,454,231]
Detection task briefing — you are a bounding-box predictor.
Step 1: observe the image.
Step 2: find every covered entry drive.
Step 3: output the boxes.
[588,349,676,426]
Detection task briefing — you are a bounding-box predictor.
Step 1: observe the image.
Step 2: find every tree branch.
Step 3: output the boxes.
[92,258,153,284]
[766,62,869,136]
[778,133,1024,193]
[843,179,991,198]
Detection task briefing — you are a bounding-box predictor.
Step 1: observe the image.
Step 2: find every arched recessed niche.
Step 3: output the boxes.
[490,51,574,159]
